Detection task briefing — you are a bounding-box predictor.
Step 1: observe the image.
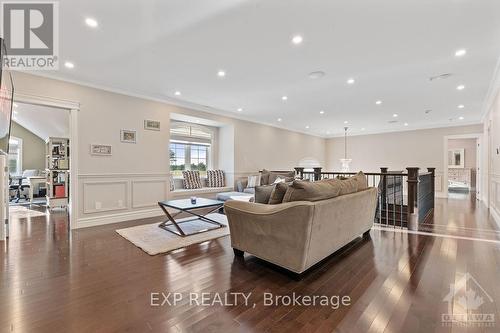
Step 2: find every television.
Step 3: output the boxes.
[0,38,14,154]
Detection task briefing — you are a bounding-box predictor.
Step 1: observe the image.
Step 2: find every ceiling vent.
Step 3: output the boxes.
[388,120,398,124]
[429,73,453,81]
[308,71,326,79]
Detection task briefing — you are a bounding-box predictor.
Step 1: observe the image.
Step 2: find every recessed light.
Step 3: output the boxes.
[13,110,18,114]
[319,110,325,114]
[344,120,349,124]
[458,104,465,109]
[457,84,465,90]
[459,116,464,120]
[404,122,409,126]
[291,35,303,45]
[85,17,98,28]
[281,96,288,101]
[237,108,243,112]
[174,91,181,96]
[375,100,382,105]
[277,118,282,122]
[455,49,467,57]
[347,78,355,85]
[64,61,74,69]
[393,113,398,117]
[13,103,18,108]
[305,125,310,129]
[217,70,226,77]
[361,128,365,131]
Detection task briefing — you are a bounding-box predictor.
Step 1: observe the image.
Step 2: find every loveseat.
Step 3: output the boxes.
[224,173,378,274]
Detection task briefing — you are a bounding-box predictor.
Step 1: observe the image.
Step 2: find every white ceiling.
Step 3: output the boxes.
[40,0,500,136]
[13,102,70,140]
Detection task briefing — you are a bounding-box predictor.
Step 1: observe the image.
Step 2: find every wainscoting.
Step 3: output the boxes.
[76,173,169,228]
[491,174,500,228]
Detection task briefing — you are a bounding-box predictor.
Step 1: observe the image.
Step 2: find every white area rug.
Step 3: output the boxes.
[116,213,230,255]
[10,206,47,219]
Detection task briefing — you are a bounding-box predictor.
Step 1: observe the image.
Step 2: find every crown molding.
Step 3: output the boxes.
[324,120,483,138]
[21,72,485,140]
[22,72,323,138]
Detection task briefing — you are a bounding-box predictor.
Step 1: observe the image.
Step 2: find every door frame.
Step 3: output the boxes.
[443,133,483,200]
[12,92,80,229]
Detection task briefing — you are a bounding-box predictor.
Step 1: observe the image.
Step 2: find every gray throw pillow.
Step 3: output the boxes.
[268,182,289,204]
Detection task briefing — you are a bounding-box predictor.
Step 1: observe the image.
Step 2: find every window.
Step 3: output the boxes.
[8,136,22,176]
[169,122,214,177]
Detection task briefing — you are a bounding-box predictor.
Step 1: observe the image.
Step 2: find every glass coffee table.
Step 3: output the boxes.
[157,198,226,237]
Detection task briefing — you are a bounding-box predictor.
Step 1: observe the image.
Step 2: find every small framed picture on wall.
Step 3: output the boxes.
[121,130,137,143]
[144,120,161,131]
[90,144,112,156]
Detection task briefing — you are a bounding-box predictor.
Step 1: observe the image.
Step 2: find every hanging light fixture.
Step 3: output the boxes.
[339,127,352,172]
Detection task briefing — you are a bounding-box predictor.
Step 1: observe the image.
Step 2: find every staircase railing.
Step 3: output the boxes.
[294,167,435,229]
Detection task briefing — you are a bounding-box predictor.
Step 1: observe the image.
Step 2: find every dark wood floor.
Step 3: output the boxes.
[1,195,499,332]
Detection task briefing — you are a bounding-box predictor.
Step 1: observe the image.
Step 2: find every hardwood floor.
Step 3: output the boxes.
[1,196,499,332]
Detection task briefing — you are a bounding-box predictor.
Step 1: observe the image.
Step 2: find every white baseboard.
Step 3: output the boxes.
[75,208,163,229]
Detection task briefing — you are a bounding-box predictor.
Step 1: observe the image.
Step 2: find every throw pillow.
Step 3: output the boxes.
[272,176,286,184]
[255,185,275,204]
[268,171,295,184]
[247,174,261,188]
[352,171,368,191]
[260,169,271,185]
[169,174,175,191]
[268,182,289,204]
[282,179,342,202]
[182,170,202,189]
[207,170,225,187]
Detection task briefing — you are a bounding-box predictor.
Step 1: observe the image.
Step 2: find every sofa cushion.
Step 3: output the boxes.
[268,182,289,204]
[182,170,202,189]
[282,179,341,202]
[207,170,225,187]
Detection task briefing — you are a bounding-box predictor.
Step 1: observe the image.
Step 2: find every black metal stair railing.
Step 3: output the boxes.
[294,167,436,229]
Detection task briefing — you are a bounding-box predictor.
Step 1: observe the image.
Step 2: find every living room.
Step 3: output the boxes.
[1,1,500,332]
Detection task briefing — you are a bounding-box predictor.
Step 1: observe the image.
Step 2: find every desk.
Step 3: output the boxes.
[27,176,46,201]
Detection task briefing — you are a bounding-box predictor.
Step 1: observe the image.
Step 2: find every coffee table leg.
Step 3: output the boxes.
[158,203,186,236]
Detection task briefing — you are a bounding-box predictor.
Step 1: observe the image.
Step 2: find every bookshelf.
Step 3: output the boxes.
[46,137,70,209]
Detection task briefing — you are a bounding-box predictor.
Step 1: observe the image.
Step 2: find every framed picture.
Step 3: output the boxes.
[121,130,137,143]
[144,119,161,131]
[448,149,465,168]
[90,144,112,156]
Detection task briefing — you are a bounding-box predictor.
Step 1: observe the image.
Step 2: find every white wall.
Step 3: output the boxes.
[12,72,325,228]
[326,124,483,196]
[448,138,477,169]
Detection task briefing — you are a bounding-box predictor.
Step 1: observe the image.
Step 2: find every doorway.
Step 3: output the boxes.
[7,102,71,221]
[444,133,483,200]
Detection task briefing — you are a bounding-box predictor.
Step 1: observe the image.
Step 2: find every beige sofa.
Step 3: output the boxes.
[224,187,378,274]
